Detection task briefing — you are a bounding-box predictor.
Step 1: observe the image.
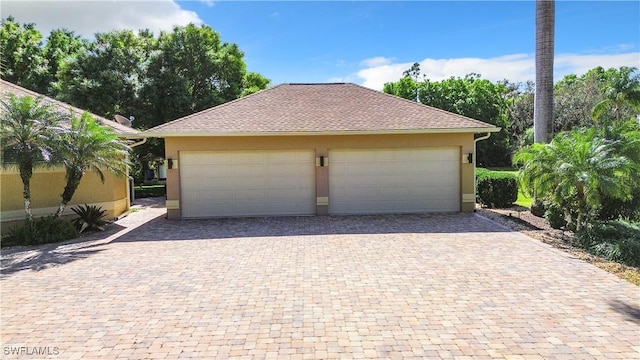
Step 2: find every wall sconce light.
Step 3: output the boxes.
[167,158,174,169]
[467,153,473,164]
[320,156,325,167]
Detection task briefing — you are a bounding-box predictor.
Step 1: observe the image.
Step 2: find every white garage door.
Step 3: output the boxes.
[180,150,315,218]
[329,148,460,214]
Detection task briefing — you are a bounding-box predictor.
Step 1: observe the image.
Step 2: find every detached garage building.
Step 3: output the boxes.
[143,83,499,219]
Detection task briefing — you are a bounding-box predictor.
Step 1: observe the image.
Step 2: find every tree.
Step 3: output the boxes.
[553,71,602,132]
[139,24,248,130]
[592,66,640,124]
[54,112,130,217]
[57,29,153,120]
[534,0,555,143]
[0,17,48,93]
[0,94,64,222]
[402,62,422,82]
[43,28,89,97]
[514,128,633,231]
[503,80,535,149]
[241,72,270,97]
[384,73,512,167]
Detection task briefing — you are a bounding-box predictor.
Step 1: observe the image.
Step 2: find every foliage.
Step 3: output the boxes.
[0,94,65,222]
[71,204,109,233]
[592,66,640,124]
[56,29,154,120]
[3,216,78,247]
[544,202,567,229]
[503,80,535,149]
[42,28,89,97]
[384,73,512,167]
[0,17,48,92]
[574,221,640,267]
[2,17,269,163]
[139,24,248,130]
[134,184,166,198]
[476,168,518,208]
[241,72,271,97]
[513,128,634,231]
[597,119,640,221]
[54,112,130,217]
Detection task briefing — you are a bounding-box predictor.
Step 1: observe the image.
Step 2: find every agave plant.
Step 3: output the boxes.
[71,204,108,233]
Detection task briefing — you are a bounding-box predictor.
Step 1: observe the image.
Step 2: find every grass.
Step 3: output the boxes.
[134,184,166,198]
[487,168,533,208]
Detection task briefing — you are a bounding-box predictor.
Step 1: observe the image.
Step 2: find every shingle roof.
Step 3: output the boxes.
[144,83,499,136]
[1,79,139,136]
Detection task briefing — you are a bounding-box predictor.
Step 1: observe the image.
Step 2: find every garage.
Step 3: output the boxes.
[328,147,460,214]
[180,150,316,218]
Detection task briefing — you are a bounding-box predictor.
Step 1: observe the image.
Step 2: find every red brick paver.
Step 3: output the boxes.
[1,202,638,359]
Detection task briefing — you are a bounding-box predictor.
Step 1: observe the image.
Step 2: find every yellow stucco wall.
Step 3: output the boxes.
[164,133,477,219]
[1,167,130,233]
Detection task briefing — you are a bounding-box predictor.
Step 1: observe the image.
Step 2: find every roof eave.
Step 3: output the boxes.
[140,127,501,138]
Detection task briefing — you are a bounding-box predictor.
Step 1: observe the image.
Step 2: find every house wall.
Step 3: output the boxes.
[164,133,476,219]
[1,167,130,234]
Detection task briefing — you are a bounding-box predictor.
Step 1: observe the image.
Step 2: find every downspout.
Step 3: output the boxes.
[473,132,492,210]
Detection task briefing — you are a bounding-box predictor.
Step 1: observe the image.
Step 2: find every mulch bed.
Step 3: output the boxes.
[476,205,640,286]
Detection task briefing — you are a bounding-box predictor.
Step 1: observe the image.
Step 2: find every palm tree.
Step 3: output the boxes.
[514,128,633,231]
[54,112,130,217]
[534,0,555,144]
[0,94,63,222]
[592,66,640,124]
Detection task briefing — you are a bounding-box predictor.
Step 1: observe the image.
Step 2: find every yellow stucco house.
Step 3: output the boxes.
[1,80,140,233]
[143,83,499,220]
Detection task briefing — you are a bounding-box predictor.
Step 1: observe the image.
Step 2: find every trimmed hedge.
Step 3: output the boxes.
[476,168,518,208]
[134,185,166,198]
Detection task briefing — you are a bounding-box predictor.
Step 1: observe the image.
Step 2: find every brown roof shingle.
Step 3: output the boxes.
[1,79,138,136]
[144,83,499,136]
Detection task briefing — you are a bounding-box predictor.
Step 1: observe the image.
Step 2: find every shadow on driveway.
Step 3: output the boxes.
[1,210,507,276]
[1,241,108,277]
[609,300,640,324]
[114,212,510,243]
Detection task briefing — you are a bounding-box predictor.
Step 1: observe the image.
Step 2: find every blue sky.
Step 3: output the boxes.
[4,1,639,89]
[182,1,639,88]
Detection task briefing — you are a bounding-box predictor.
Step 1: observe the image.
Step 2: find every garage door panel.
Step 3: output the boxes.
[180,150,315,218]
[329,148,460,214]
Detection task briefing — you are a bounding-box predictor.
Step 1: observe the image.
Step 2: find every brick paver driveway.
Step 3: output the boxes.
[1,202,638,359]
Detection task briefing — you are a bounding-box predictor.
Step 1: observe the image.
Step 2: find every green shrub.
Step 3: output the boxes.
[599,186,640,221]
[3,216,78,247]
[530,199,546,217]
[134,184,166,198]
[72,204,108,233]
[575,221,640,267]
[476,168,518,208]
[545,202,567,230]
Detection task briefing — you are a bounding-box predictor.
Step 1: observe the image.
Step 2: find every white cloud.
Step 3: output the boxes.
[1,0,203,38]
[357,52,640,90]
[360,56,394,68]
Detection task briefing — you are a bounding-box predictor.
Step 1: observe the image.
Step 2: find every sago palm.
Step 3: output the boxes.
[0,94,64,222]
[514,128,633,231]
[54,112,130,217]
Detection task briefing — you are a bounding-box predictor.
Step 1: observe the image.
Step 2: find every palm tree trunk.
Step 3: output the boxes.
[21,177,33,223]
[19,164,34,223]
[534,0,555,144]
[55,174,82,218]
